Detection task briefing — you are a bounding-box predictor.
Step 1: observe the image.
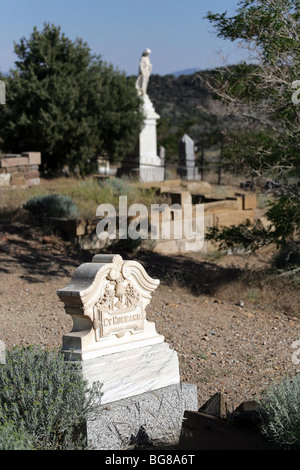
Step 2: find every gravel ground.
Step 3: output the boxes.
[1,221,300,412]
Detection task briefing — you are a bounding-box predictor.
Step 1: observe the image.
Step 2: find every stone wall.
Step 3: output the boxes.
[46,183,257,255]
[151,190,256,254]
[0,152,41,187]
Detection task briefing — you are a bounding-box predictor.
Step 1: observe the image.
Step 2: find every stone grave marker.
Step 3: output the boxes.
[57,253,198,449]
[178,134,199,180]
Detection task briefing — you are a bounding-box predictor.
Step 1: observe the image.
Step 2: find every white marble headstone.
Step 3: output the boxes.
[57,254,180,403]
[57,254,165,360]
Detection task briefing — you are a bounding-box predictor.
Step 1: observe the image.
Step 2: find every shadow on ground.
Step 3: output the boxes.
[0,221,244,295]
[0,221,81,282]
[100,240,244,297]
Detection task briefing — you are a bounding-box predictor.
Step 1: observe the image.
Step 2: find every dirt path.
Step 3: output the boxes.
[1,221,300,411]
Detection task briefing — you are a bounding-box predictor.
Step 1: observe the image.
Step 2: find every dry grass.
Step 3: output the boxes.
[214,267,300,318]
[0,176,166,219]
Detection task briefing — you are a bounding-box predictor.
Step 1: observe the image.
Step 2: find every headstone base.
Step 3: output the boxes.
[80,342,180,404]
[139,164,165,183]
[86,383,198,450]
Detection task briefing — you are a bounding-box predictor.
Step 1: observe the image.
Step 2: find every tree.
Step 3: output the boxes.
[199,0,300,258]
[0,23,143,174]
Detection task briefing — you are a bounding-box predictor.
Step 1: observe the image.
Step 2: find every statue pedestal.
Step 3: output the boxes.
[139,95,164,183]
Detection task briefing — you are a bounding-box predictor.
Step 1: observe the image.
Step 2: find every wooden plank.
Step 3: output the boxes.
[178,411,279,450]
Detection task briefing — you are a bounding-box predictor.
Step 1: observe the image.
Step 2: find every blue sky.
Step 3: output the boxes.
[0,0,247,75]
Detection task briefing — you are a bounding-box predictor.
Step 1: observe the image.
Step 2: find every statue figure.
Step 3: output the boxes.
[135,49,152,96]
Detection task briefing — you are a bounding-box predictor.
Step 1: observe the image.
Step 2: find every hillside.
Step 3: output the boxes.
[133,71,243,161]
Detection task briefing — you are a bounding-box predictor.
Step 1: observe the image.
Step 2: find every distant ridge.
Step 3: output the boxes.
[169,67,200,77]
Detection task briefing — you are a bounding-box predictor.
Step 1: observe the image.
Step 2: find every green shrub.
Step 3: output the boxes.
[259,374,300,449]
[24,194,79,219]
[102,177,131,195]
[0,422,34,450]
[0,346,102,450]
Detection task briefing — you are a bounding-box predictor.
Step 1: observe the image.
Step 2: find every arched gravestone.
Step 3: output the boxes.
[178,133,199,180]
[57,253,198,450]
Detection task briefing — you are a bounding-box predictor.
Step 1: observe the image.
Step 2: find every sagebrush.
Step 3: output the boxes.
[259,374,300,449]
[23,193,79,219]
[0,346,102,450]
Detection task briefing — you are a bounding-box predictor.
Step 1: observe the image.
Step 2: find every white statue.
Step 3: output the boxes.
[135,48,152,96]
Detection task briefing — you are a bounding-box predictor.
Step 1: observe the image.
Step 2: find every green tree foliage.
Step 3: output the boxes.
[0,23,143,174]
[201,0,300,259]
[202,0,300,178]
[207,190,300,252]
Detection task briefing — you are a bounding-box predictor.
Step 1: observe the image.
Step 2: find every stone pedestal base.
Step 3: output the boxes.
[81,342,180,404]
[177,166,199,181]
[139,164,165,183]
[86,383,198,450]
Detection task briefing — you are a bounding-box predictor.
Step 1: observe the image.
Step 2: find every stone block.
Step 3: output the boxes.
[76,218,87,236]
[24,170,40,179]
[77,234,111,251]
[86,383,198,450]
[10,174,26,186]
[46,218,86,239]
[21,152,41,165]
[4,166,18,174]
[204,199,238,213]
[0,174,11,187]
[0,156,29,168]
[235,193,257,210]
[26,178,40,186]
[8,165,34,174]
[215,210,254,227]
[187,181,212,196]
[243,193,257,210]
